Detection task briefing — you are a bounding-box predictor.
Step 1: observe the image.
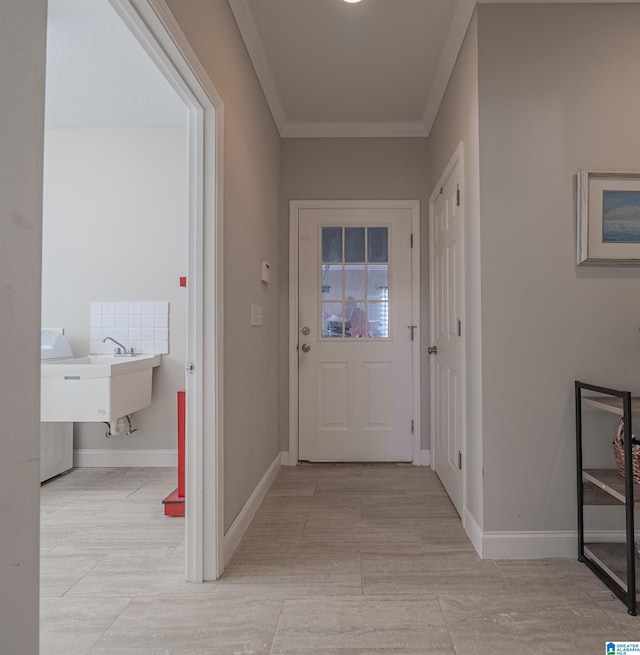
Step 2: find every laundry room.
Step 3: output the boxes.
[40,0,189,478]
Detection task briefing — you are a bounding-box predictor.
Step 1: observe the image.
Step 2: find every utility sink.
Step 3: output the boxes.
[41,354,161,422]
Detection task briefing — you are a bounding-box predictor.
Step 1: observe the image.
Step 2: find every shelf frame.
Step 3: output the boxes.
[575,381,637,616]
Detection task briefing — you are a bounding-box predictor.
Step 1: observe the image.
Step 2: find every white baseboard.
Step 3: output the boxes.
[482,530,576,559]
[464,507,483,557]
[223,452,281,566]
[74,449,177,467]
[470,525,640,560]
[413,449,431,466]
[280,451,291,465]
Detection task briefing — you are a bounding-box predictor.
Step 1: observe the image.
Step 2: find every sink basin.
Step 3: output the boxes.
[41,354,161,422]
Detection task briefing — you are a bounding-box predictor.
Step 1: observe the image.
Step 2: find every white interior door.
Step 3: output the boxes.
[430,158,464,516]
[297,207,415,462]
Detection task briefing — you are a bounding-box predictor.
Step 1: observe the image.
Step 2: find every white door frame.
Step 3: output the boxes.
[289,200,421,465]
[109,0,225,580]
[428,142,466,524]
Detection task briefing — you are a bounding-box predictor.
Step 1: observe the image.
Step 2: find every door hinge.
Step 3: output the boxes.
[411,420,414,434]
[410,233,414,248]
[408,325,417,341]
[186,361,195,374]
[458,450,462,470]
[457,319,462,337]
[456,184,461,207]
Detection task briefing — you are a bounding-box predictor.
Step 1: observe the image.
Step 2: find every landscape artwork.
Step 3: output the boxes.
[602,190,640,242]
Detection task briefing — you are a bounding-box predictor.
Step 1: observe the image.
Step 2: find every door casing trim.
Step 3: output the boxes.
[109,0,225,580]
[288,200,421,465]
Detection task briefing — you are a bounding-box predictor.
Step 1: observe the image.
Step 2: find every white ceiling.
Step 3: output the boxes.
[45,0,186,129]
[230,0,636,138]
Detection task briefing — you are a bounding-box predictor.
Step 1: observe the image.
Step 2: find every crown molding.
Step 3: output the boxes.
[422,0,476,137]
[228,0,287,133]
[281,121,428,139]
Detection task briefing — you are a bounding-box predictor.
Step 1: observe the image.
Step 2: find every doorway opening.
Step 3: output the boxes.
[41,0,224,583]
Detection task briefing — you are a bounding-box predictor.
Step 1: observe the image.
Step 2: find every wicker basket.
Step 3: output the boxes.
[613,419,640,485]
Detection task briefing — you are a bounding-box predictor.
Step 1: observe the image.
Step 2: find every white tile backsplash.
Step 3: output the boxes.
[142,328,155,341]
[90,301,170,355]
[141,340,155,354]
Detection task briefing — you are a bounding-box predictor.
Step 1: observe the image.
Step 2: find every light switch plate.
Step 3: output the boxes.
[251,304,263,327]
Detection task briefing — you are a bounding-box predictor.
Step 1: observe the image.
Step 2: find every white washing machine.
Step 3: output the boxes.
[40,329,74,482]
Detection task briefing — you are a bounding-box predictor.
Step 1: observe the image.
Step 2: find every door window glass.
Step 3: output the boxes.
[368,227,388,263]
[345,227,366,263]
[321,302,344,337]
[320,226,390,339]
[322,227,342,263]
[344,265,365,300]
[321,265,342,301]
[367,265,389,300]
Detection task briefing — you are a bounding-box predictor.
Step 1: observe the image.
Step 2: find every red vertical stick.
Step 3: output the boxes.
[162,390,186,515]
[177,390,186,498]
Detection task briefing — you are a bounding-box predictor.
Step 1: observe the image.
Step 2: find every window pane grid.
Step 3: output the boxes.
[321,226,390,339]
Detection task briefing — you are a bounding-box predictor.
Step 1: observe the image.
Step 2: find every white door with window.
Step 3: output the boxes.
[430,147,464,516]
[294,203,418,462]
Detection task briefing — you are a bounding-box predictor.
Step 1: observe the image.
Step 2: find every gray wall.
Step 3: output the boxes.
[477,4,640,533]
[0,2,47,653]
[279,137,430,452]
[427,13,483,527]
[42,127,188,453]
[165,0,281,531]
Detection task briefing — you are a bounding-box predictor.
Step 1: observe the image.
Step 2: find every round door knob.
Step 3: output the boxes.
[427,346,438,355]
[301,343,311,353]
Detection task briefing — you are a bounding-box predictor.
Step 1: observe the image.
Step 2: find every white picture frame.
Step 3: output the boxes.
[577,170,640,266]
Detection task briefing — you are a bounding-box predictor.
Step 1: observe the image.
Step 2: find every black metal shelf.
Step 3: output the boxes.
[575,381,638,616]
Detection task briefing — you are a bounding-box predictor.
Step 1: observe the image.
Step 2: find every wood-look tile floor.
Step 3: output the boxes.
[40,464,637,654]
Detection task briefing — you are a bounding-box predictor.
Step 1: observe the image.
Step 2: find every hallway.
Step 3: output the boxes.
[40,465,636,654]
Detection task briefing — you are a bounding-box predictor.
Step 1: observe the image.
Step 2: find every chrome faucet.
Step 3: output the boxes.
[103,336,134,356]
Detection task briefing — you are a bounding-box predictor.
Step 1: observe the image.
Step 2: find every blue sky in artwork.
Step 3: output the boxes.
[602,190,640,243]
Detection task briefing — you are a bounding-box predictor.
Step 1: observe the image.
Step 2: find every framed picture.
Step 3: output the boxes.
[577,170,640,265]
